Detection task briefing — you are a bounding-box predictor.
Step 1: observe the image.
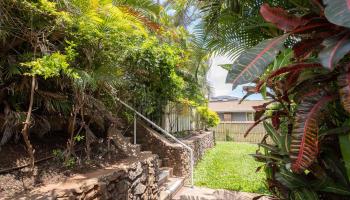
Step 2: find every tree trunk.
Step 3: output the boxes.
[21,76,36,170]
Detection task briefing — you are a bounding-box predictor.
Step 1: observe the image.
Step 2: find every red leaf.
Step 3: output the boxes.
[256,63,321,91]
[338,68,350,113]
[226,35,288,89]
[239,86,259,103]
[324,0,350,28]
[268,63,321,79]
[290,93,334,173]
[271,112,281,130]
[253,105,267,121]
[253,101,275,121]
[292,22,334,34]
[319,33,350,71]
[244,117,269,137]
[310,0,324,13]
[293,39,323,60]
[260,4,308,31]
[284,70,301,92]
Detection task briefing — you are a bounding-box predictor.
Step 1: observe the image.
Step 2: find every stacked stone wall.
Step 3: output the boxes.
[15,154,159,200]
[136,121,214,183]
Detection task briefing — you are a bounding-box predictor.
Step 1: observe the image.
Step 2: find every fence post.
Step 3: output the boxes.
[213,130,216,145]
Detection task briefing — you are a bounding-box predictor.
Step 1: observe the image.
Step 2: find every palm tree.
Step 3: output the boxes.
[197,0,311,59]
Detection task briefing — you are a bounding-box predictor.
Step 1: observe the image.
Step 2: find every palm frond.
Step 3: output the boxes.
[197,0,310,58]
[113,0,161,32]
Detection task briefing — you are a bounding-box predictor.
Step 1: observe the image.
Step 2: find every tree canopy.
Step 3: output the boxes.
[0,0,218,167]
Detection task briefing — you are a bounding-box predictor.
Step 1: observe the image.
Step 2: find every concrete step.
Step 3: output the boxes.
[157,167,173,186]
[161,167,173,177]
[141,150,153,155]
[159,177,184,200]
[173,187,272,200]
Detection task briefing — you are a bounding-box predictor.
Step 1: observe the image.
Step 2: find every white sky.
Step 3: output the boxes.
[207,55,263,100]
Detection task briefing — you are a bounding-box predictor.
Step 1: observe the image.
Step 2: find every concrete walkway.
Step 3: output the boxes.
[173,186,272,200]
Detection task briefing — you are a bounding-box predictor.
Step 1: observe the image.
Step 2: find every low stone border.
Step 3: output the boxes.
[14,153,159,200]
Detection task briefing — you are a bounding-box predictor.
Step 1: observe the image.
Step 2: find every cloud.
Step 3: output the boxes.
[207,55,263,100]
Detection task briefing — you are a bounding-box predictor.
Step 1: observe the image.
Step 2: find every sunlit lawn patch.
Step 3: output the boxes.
[194,142,269,194]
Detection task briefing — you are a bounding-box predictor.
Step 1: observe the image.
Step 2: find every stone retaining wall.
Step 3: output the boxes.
[13,124,215,199]
[136,121,214,183]
[183,131,215,166]
[136,121,187,177]
[16,153,159,200]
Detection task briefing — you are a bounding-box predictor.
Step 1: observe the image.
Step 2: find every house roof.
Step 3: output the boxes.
[209,99,269,112]
[210,95,239,102]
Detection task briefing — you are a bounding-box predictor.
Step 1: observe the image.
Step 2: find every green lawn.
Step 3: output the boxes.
[194,142,269,194]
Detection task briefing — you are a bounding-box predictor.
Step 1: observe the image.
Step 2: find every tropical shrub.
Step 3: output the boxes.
[197,106,220,128]
[0,0,209,167]
[224,0,350,199]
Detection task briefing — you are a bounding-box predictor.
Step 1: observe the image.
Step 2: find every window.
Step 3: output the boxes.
[218,113,224,121]
[231,112,246,121]
[223,113,232,121]
[246,112,254,121]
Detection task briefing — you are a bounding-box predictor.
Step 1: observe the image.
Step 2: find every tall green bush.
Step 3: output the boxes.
[197,106,220,128]
[0,0,210,165]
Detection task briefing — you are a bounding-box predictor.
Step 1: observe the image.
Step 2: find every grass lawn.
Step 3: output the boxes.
[194,142,269,194]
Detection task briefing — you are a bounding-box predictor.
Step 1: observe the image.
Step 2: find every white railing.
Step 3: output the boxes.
[108,89,194,187]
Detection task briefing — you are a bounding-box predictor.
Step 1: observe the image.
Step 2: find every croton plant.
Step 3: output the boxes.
[225,0,350,199]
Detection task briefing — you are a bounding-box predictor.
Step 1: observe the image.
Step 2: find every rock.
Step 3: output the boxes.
[134,183,146,195]
[116,180,129,193]
[106,171,124,182]
[97,183,107,199]
[133,196,140,200]
[140,171,147,182]
[149,168,155,174]
[107,183,115,191]
[80,184,95,193]
[131,177,141,188]
[84,190,98,200]
[117,194,128,200]
[129,162,143,180]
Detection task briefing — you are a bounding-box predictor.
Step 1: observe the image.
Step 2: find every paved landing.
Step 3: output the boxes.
[173,186,272,200]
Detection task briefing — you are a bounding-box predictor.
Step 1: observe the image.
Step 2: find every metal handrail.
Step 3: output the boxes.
[111,94,194,188]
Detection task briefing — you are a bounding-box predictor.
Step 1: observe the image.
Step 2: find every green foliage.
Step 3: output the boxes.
[197,106,220,128]
[339,119,350,182]
[52,148,76,168]
[52,149,64,160]
[74,134,85,142]
[64,157,76,168]
[198,0,310,59]
[21,51,78,79]
[0,0,209,158]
